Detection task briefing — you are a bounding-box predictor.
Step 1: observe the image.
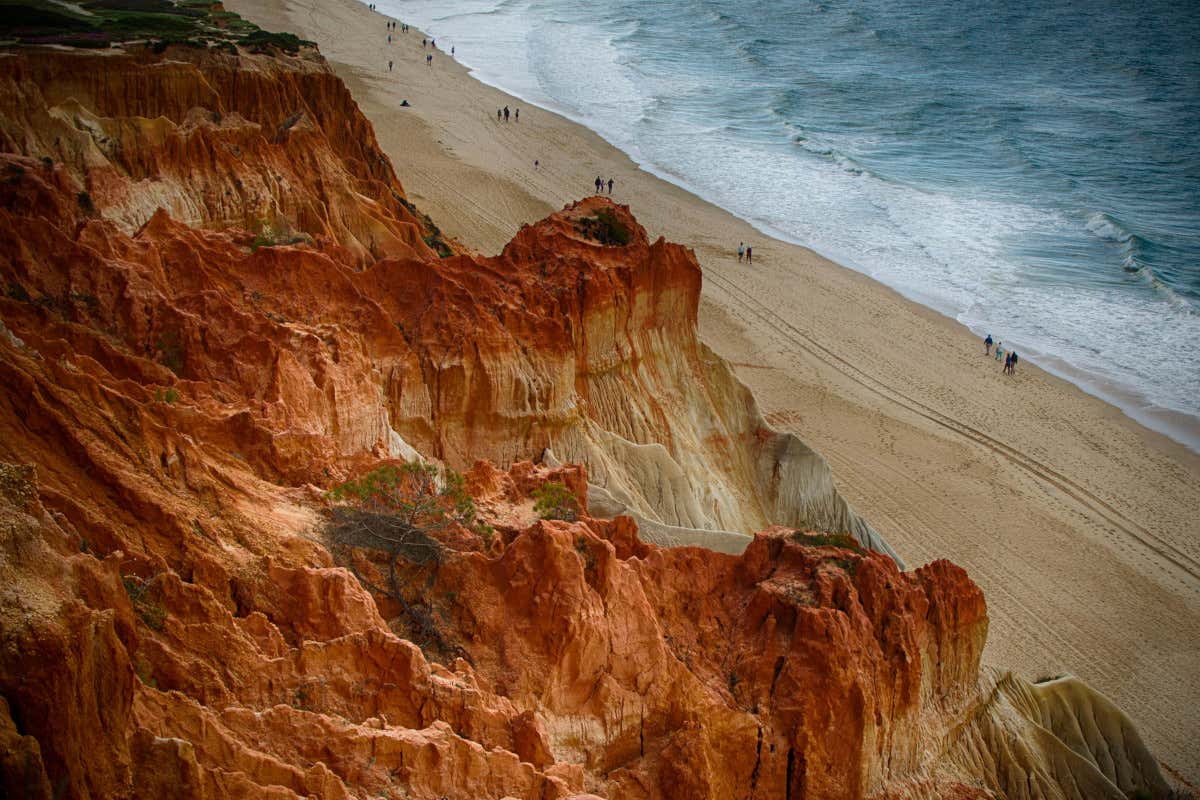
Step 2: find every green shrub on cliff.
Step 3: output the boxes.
[325,462,475,658]
[325,462,474,565]
[532,481,580,522]
[332,462,472,517]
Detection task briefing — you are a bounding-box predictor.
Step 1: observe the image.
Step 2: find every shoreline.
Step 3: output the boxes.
[378,2,1200,456]
[227,0,1200,782]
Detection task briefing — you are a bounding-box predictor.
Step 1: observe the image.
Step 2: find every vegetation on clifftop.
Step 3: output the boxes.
[533,481,581,522]
[576,207,632,247]
[0,0,315,52]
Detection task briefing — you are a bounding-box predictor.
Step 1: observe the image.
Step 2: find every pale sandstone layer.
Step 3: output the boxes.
[0,32,1175,799]
[220,0,1200,783]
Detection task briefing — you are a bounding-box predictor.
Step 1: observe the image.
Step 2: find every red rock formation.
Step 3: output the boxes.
[0,41,892,552]
[0,36,1169,800]
[0,451,991,799]
[0,46,441,266]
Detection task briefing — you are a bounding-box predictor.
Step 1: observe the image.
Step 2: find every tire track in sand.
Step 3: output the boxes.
[702,266,1200,586]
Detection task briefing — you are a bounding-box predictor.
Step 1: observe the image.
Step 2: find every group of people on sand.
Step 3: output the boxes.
[984,335,1019,375]
[737,242,754,264]
[382,20,431,72]
[381,21,459,71]
[594,176,615,195]
[497,105,519,122]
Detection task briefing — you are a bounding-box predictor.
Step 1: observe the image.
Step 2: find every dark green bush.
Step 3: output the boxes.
[594,208,630,245]
[0,4,92,35]
[576,208,631,247]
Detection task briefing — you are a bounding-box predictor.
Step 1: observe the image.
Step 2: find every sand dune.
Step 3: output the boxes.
[226,0,1200,784]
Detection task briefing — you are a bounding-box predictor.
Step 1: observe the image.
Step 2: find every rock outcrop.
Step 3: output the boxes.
[0,29,1172,800]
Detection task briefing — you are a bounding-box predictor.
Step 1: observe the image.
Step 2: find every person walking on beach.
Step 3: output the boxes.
[422,38,427,48]
[388,60,393,72]
[737,242,744,262]
[607,177,613,194]
[594,176,602,194]
[984,334,993,356]
[994,341,1004,363]
[503,106,510,122]
[746,245,753,264]
[515,108,520,122]
[1003,352,1012,375]
[497,109,502,122]
[431,38,436,49]
[426,53,433,67]
[1010,351,1019,373]
[534,159,539,170]
[451,46,455,56]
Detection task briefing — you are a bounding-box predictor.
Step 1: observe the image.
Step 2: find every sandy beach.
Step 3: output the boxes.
[227,0,1200,782]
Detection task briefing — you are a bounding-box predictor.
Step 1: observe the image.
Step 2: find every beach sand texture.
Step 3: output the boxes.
[227,0,1200,782]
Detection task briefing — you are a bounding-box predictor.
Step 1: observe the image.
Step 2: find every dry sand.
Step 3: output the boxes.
[228,0,1200,782]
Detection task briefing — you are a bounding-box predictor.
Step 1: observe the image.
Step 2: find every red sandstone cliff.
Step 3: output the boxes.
[0,41,893,556]
[0,35,1171,800]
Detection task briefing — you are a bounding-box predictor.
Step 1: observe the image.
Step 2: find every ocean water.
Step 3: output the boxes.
[381,0,1200,447]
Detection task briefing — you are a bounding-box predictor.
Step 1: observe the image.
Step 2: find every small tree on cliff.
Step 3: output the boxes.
[532,481,580,522]
[325,462,473,651]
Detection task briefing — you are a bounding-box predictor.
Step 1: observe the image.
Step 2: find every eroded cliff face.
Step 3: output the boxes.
[0,42,892,557]
[0,37,1171,800]
[0,47,440,266]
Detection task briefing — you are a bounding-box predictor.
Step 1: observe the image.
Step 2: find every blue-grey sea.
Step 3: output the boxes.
[382,0,1200,446]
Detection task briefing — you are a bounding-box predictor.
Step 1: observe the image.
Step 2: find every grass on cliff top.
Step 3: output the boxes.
[0,0,315,53]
